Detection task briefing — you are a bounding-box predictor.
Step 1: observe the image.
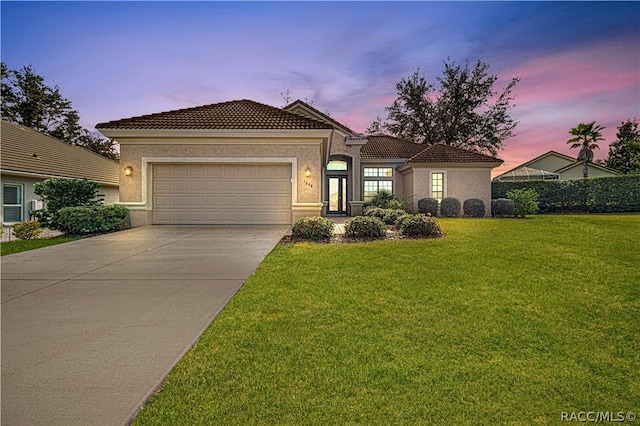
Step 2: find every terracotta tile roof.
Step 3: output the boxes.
[360,135,426,159]
[96,99,333,130]
[1,121,119,185]
[408,143,503,164]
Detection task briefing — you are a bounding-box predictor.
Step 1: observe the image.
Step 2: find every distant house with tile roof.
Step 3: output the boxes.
[493,150,620,181]
[1,120,119,223]
[96,99,503,225]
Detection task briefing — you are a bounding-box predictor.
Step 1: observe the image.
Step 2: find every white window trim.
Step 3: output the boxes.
[430,170,447,201]
[3,183,24,223]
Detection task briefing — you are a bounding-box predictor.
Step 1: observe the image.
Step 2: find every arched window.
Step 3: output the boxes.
[327,160,348,171]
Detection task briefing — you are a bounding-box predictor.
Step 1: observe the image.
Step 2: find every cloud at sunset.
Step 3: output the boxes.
[1,1,638,177]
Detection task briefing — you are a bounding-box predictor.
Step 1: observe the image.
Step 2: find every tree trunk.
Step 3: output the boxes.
[583,160,588,179]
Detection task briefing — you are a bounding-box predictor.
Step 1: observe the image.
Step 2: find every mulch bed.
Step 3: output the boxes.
[279,228,442,244]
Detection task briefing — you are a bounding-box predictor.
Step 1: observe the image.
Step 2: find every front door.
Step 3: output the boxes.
[327,176,347,215]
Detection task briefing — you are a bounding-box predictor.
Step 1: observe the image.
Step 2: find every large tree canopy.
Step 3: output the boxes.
[605,119,640,175]
[1,63,119,161]
[378,59,519,156]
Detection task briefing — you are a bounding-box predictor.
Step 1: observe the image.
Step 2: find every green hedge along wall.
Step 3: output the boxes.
[492,175,640,213]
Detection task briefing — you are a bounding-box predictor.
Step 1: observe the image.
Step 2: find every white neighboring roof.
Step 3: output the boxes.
[493,166,560,181]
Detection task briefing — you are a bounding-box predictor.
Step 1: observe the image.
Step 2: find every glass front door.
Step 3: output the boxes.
[328,176,347,215]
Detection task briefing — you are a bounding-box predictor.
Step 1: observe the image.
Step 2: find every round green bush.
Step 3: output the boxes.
[491,198,515,217]
[382,209,407,225]
[440,197,461,217]
[291,216,335,240]
[394,213,411,229]
[362,206,387,220]
[463,198,486,217]
[418,198,439,216]
[398,214,443,238]
[344,216,386,240]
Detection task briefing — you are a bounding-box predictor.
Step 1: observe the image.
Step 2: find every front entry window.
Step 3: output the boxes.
[363,167,393,202]
[328,176,347,215]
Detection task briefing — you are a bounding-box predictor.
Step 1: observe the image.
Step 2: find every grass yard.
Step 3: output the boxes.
[134,215,639,425]
[1,236,79,256]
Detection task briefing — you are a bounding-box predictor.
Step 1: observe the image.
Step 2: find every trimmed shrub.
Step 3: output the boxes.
[463,198,486,217]
[55,205,129,235]
[507,189,540,219]
[12,220,43,240]
[291,216,334,241]
[440,197,461,217]
[492,198,515,217]
[344,216,386,240]
[398,214,443,238]
[492,176,640,213]
[418,198,439,216]
[382,209,407,226]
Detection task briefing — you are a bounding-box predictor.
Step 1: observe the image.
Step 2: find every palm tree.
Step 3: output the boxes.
[567,121,605,178]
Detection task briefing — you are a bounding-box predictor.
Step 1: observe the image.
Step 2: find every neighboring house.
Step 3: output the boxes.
[494,150,620,181]
[1,120,120,224]
[96,99,503,226]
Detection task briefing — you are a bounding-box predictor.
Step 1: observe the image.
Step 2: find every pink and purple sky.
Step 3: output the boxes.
[2,1,639,176]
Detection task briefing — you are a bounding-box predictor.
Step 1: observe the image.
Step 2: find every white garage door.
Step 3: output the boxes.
[152,164,292,224]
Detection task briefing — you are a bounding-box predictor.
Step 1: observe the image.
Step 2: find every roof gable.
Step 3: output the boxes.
[284,100,355,135]
[407,143,503,165]
[360,135,425,159]
[96,99,333,131]
[495,150,576,179]
[1,121,119,185]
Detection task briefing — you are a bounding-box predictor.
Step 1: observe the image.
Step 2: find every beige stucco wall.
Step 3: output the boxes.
[1,174,119,223]
[399,166,494,216]
[117,138,324,226]
[559,164,618,180]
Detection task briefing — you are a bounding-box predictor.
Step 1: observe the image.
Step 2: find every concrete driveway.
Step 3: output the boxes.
[1,225,288,426]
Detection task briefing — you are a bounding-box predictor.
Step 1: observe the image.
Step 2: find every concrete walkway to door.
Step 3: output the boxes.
[1,225,288,426]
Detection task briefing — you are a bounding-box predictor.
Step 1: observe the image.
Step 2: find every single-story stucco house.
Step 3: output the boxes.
[1,120,120,224]
[493,150,620,181]
[96,99,503,226]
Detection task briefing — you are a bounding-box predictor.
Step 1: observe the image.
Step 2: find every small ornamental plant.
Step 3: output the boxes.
[507,188,540,218]
[398,214,443,238]
[382,209,407,226]
[12,220,43,240]
[344,216,386,240]
[291,216,334,241]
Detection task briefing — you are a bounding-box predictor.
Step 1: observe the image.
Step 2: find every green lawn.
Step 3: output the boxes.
[1,236,79,256]
[134,215,639,425]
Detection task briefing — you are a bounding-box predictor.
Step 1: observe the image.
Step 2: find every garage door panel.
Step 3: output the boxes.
[153,164,292,224]
[189,180,206,191]
[223,181,239,191]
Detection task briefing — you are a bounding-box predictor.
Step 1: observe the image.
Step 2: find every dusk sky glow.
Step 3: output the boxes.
[2,1,639,176]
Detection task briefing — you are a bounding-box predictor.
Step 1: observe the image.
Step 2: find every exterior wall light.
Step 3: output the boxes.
[124,166,133,176]
[305,167,311,177]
